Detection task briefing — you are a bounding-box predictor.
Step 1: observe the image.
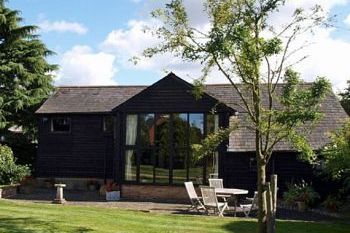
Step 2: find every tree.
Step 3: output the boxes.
[340,80,350,115]
[0,0,56,137]
[142,1,331,232]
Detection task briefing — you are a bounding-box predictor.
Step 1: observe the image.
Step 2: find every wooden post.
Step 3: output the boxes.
[267,174,278,233]
[271,175,278,214]
[266,182,273,233]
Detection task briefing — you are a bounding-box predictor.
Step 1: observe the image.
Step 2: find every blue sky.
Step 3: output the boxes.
[8,0,350,91]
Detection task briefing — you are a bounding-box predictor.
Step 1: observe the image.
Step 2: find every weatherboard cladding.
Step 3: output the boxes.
[36,76,348,152]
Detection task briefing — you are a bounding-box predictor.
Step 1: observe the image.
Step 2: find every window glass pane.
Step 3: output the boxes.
[125,150,137,181]
[189,114,204,144]
[126,115,137,145]
[189,150,204,185]
[155,114,170,146]
[206,152,219,181]
[139,114,155,147]
[173,113,188,148]
[207,114,219,134]
[155,149,170,184]
[154,114,170,184]
[103,116,114,133]
[172,149,187,184]
[140,148,154,183]
[51,117,70,132]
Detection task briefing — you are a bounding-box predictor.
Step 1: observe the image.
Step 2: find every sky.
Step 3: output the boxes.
[8,0,350,92]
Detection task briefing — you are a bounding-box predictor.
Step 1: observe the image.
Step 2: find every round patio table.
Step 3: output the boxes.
[215,188,249,216]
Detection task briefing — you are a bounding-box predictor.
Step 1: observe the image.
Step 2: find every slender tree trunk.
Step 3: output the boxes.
[257,158,267,233]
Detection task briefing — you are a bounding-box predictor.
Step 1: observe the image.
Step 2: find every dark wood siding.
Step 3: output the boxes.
[114,73,233,113]
[36,115,114,178]
[222,151,314,195]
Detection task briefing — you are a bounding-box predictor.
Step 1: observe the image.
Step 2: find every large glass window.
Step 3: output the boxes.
[125,150,137,181]
[206,114,219,180]
[189,114,204,144]
[189,113,204,184]
[126,115,137,146]
[124,113,220,185]
[155,114,170,184]
[125,115,138,181]
[139,114,155,183]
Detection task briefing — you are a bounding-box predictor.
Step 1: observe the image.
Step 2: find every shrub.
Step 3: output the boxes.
[0,144,30,185]
[283,180,320,207]
[322,195,342,212]
[320,120,350,200]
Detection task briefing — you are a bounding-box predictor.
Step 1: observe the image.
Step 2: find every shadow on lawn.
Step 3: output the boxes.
[0,217,93,233]
[222,219,350,233]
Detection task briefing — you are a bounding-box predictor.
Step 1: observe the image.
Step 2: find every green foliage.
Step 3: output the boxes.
[191,123,237,162]
[321,120,350,193]
[340,80,350,115]
[283,180,320,207]
[0,0,56,136]
[144,1,330,231]
[322,120,350,178]
[0,144,30,185]
[145,0,330,163]
[322,194,342,212]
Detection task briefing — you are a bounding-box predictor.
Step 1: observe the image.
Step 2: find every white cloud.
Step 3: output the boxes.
[55,45,117,85]
[57,0,350,91]
[344,14,350,26]
[99,19,225,83]
[292,28,350,92]
[38,20,88,34]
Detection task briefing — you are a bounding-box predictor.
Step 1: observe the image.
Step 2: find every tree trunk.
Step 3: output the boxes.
[257,160,267,233]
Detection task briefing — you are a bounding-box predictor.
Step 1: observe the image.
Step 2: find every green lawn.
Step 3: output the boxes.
[0,200,348,233]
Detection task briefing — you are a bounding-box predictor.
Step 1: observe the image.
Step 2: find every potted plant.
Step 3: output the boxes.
[105,181,120,201]
[322,195,341,212]
[19,176,36,194]
[86,179,98,191]
[283,180,320,211]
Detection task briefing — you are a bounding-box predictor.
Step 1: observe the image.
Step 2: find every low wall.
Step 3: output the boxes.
[0,185,18,198]
[36,177,106,190]
[121,184,190,203]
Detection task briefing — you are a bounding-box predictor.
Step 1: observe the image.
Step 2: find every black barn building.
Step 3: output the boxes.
[35,73,348,200]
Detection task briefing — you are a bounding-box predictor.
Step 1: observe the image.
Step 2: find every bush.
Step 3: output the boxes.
[322,195,342,212]
[320,120,350,197]
[283,180,320,207]
[0,144,30,185]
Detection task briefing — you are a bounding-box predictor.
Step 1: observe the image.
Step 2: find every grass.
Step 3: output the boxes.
[0,200,349,233]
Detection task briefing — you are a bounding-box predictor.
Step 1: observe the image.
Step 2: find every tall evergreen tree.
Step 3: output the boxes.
[0,0,56,137]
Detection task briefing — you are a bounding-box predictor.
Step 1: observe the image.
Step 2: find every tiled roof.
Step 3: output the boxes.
[204,84,348,152]
[36,86,146,114]
[36,82,348,151]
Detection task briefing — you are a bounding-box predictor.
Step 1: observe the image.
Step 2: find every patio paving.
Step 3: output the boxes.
[8,188,190,214]
[6,188,340,221]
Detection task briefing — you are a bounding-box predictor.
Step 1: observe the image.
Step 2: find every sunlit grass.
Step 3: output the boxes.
[0,200,349,233]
